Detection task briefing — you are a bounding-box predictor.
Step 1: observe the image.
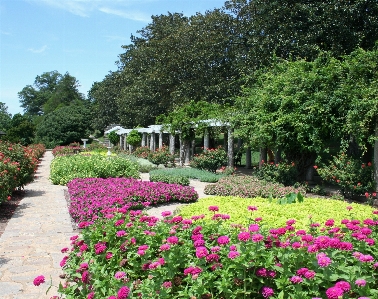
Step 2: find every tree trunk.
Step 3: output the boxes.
[245,147,252,169]
[259,147,267,169]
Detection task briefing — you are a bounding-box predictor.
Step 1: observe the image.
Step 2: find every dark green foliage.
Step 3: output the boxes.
[4,113,35,145]
[147,146,175,166]
[253,162,298,186]
[126,129,141,147]
[107,131,119,146]
[189,146,227,172]
[35,103,92,146]
[149,171,190,186]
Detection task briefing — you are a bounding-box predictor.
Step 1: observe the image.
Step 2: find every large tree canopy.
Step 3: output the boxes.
[0,102,12,132]
[35,102,92,146]
[18,71,86,116]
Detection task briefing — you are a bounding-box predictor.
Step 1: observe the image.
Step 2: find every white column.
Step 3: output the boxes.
[159,131,163,148]
[169,133,175,154]
[204,128,210,150]
[142,132,147,147]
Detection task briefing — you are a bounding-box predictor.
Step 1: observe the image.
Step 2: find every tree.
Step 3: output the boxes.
[88,72,121,132]
[18,71,85,116]
[4,113,35,145]
[35,102,92,146]
[0,102,12,132]
[223,0,378,71]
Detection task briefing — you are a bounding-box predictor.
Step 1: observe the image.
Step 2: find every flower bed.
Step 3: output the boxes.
[67,177,199,223]
[0,141,45,203]
[204,175,306,198]
[45,204,378,299]
[150,168,224,184]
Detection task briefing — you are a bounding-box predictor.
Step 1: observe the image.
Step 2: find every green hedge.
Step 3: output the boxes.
[149,168,224,184]
[50,154,140,185]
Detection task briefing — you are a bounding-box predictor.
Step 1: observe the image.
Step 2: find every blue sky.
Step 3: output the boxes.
[0,0,226,116]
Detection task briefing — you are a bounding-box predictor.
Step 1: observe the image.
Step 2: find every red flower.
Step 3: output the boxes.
[313,165,318,169]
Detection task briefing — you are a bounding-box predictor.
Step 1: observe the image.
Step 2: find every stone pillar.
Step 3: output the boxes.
[150,132,155,151]
[179,134,184,166]
[204,128,210,150]
[245,147,252,169]
[142,132,147,147]
[227,127,234,167]
[169,133,175,154]
[119,135,122,149]
[123,135,127,151]
[237,138,242,151]
[159,131,163,148]
[184,140,190,165]
[191,139,196,160]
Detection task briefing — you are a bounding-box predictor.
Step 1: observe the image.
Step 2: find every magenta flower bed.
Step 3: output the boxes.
[67,177,198,223]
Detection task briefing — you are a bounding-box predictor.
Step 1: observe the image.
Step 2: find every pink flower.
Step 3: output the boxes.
[248,224,259,232]
[160,244,171,251]
[116,230,126,237]
[162,281,172,288]
[117,286,130,299]
[346,206,353,211]
[211,246,221,252]
[260,286,274,298]
[227,251,240,259]
[167,236,179,244]
[296,267,308,276]
[60,247,69,253]
[290,276,303,284]
[87,292,95,299]
[325,286,344,299]
[195,247,209,258]
[248,206,258,211]
[238,232,251,242]
[355,279,366,287]
[161,211,172,217]
[208,205,219,212]
[33,275,45,286]
[252,234,264,242]
[304,270,316,279]
[335,281,350,292]
[317,256,332,267]
[81,271,90,284]
[206,253,220,263]
[114,271,126,279]
[217,236,230,245]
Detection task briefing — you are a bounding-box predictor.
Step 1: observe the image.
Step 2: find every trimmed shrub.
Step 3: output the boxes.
[50,154,140,185]
[150,171,190,186]
[52,145,81,157]
[253,161,298,186]
[148,145,175,166]
[189,146,227,172]
[204,176,306,198]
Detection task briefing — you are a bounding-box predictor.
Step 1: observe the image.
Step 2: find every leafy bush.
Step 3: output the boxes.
[50,155,140,185]
[47,203,378,299]
[67,177,199,223]
[189,146,227,172]
[126,129,142,147]
[150,168,224,183]
[133,146,151,159]
[204,176,306,198]
[85,142,107,153]
[107,130,119,146]
[316,151,375,199]
[0,141,45,203]
[253,161,298,186]
[52,145,81,157]
[150,171,190,186]
[148,145,175,166]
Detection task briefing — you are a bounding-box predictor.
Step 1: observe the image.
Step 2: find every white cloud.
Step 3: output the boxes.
[99,7,150,22]
[28,45,48,54]
[32,0,155,20]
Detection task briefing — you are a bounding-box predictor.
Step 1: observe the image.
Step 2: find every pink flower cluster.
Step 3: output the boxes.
[67,177,198,222]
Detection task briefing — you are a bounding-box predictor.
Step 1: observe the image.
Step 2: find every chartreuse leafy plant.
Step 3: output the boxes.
[178,196,375,230]
[45,201,378,299]
[50,154,139,185]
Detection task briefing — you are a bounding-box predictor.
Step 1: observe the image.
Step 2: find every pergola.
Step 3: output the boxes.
[105,121,253,168]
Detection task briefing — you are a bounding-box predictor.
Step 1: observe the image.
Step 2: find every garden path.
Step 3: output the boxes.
[0,151,73,299]
[0,151,214,298]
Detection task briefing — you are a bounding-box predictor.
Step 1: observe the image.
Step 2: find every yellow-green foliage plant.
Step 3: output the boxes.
[50,154,140,185]
[178,196,375,230]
